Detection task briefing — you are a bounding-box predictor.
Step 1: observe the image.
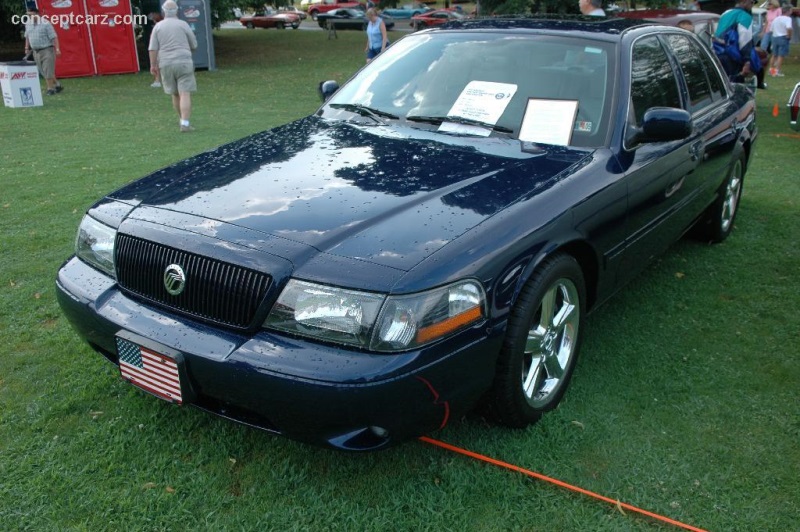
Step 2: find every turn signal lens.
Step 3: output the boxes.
[370,280,485,352]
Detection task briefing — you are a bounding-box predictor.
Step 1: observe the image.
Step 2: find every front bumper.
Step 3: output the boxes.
[56,257,504,450]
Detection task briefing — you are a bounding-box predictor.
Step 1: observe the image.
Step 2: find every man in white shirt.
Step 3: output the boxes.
[768,5,793,77]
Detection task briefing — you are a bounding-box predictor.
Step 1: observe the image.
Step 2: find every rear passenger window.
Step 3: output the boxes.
[630,36,682,126]
[666,34,723,113]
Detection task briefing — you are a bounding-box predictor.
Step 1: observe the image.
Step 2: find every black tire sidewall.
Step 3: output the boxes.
[487,253,586,428]
[695,155,745,243]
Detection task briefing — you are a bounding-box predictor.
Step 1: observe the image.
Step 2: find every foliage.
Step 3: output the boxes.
[0,0,25,42]
[488,0,535,15]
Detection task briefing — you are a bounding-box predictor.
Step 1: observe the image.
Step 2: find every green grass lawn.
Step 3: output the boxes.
[1,28,799,530]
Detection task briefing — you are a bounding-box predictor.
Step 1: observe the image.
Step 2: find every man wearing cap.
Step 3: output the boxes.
[149,0,198,132]
[24,7,63,96]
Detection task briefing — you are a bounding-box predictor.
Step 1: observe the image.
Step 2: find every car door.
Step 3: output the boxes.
[660,32,739,226]
[620,35,700,276]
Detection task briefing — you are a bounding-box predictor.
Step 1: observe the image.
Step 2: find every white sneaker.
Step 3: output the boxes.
[151,81,162,88]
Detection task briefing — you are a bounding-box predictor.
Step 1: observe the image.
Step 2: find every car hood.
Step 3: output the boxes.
[110,116,588,271]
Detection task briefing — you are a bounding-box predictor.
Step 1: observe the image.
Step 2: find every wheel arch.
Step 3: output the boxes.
[500,238,600,320]
[555,240,599,311]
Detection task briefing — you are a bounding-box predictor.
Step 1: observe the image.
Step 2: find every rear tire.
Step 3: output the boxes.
[246,22,254,29]
[485,253,586,428]
[693,155,744,243]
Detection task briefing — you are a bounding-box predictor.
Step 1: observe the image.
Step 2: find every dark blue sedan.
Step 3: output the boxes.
[57,18,757,451]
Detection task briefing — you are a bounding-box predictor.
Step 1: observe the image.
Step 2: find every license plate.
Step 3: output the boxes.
[115,335,184,405]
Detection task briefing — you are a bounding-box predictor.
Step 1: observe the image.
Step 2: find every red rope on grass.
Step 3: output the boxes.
[418,436,707,532]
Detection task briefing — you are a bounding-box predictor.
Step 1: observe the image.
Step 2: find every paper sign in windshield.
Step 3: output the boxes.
[439,81,517,136]
[519,99,579,146]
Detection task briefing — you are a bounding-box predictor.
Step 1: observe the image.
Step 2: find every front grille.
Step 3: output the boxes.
[115,234,271,329]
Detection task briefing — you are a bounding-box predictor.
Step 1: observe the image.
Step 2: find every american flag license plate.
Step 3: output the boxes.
[115,335,184,404]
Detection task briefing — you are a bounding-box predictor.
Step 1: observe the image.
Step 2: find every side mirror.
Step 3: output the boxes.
[318,80,339,102]
[626,107,692,146]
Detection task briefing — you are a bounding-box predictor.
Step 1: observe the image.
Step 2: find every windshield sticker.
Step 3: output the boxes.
[439,81,518,135]
[518,98,579,146]
[575,120,593,133]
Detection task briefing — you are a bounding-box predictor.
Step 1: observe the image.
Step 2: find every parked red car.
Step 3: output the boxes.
[411,8,466,30]
[279,6,308,21]
[240,8,301,29]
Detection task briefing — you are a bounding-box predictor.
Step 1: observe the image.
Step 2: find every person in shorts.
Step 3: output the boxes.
[364,8,388,63]
[768,5,793,77]
[148,0,198,132]
[24,7,63,96]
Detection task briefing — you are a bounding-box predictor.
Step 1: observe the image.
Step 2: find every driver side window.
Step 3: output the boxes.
[630,36,682,127]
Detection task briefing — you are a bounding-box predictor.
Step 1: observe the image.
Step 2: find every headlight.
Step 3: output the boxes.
[264,279,485,352]
[372,281,485,352]
[75,215,117,277]
[265,280,386,348]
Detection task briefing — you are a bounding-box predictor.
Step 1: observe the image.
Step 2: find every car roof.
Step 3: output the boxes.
[616,9,720,25]
[439,15,654,37]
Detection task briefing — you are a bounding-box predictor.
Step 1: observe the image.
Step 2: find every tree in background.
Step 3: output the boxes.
[0,0,26,42]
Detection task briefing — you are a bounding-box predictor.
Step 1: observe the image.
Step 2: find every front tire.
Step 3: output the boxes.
[486,253,586,428]
[693,155,744,243]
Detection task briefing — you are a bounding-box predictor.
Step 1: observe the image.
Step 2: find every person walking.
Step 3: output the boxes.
[148,0,198,132]
[23,7,63,96]
[769,5,793,77]
[579,0,605,17]
[364,8,388,64]
[759,0,782,54]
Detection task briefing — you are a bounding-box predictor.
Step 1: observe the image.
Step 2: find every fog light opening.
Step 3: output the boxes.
[369,426,389,438]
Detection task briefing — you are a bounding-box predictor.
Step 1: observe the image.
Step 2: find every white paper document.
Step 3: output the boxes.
[439,81,518,136]
[518,99,579,146]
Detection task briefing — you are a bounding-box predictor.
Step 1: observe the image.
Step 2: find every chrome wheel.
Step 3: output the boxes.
[693,155,745,243]
[521,278,580,409]
[720,159,742,235]
[486,253,586,428]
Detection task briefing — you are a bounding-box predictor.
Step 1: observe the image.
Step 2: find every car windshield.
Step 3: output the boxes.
[325,31,616,148]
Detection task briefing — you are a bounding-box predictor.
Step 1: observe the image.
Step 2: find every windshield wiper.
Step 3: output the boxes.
[329,103,398,124]
[406,115,513,134]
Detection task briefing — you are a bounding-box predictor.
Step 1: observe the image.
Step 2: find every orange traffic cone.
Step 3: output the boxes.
[773,103,779,117]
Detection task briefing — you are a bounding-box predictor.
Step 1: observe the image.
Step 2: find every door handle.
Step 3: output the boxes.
[689,140,703,162]
[665,177,685,198]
